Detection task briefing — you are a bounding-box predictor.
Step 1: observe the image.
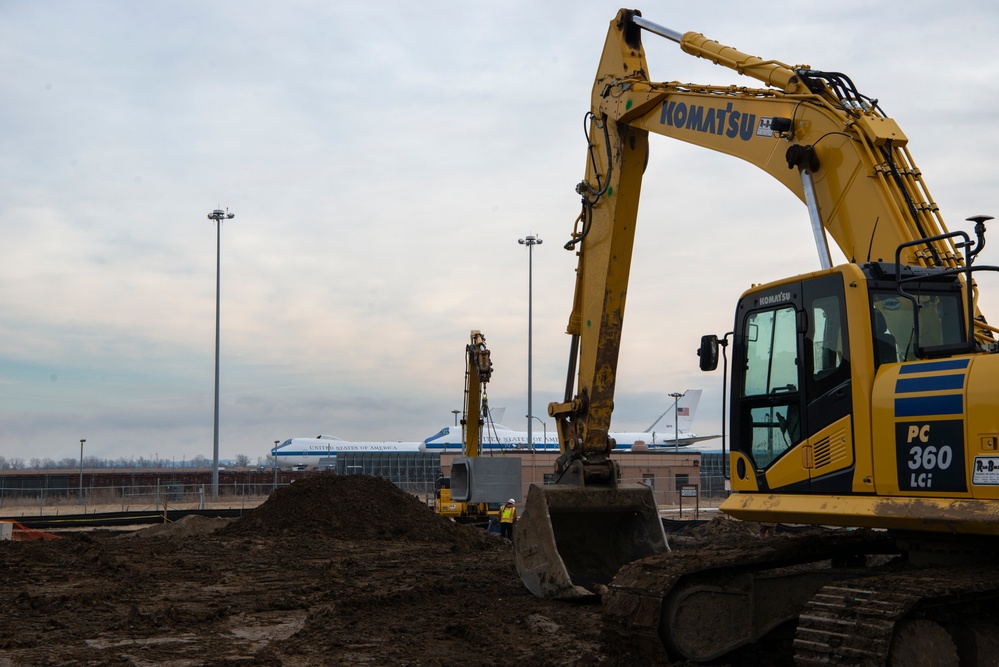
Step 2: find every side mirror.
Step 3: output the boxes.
[698,334,719,371]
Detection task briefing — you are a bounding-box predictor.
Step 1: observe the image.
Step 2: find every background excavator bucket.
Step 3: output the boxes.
[514,482,668,599]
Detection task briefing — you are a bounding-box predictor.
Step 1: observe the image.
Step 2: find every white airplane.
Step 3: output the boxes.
[268,435,424,470]
[422,389,717,453]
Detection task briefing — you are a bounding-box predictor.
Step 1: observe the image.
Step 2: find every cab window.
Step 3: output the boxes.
[742,306,799,467]
[871,291,965,361]
[810,296,845,380]
[743,306,797,396]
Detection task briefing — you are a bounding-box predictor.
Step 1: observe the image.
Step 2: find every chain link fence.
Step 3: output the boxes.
[0,453,731,518]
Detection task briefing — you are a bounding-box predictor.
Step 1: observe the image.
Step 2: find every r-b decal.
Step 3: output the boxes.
[895,420,966,492]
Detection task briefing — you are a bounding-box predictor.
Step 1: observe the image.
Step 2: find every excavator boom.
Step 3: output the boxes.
[463,330,492,459]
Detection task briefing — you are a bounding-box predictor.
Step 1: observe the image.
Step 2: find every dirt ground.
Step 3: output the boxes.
[0,474,771,666]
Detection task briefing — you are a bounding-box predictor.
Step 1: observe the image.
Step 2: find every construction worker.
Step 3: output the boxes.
[499,498,517,540]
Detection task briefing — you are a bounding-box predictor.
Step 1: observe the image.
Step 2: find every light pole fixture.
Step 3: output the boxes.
[526,415,546,452]
[518,234,542,454]
[79,438,86,504]
[669,391,685,453]
[451,409,461,427]
[208,207,235,497]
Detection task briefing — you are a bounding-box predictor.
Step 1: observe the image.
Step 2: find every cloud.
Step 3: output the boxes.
[2,1,999,463]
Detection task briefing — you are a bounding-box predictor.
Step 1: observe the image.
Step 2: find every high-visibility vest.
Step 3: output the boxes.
[500,505,516,523]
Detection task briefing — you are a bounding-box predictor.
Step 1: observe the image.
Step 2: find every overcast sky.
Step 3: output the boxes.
[3,1,999,465]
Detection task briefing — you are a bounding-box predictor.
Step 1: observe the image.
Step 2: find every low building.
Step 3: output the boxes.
[439,449,702,506]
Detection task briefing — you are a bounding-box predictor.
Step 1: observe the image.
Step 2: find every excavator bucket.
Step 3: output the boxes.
[514,482,668,599]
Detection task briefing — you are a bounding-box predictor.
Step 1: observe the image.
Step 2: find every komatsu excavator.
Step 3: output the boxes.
[436,330,498,523]
[514,8,999,665]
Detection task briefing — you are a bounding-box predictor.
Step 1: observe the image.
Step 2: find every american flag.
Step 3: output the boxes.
[677,407,689,416]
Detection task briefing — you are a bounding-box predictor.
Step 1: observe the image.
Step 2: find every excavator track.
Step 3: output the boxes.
[604,530,999,665]
[795,569,999,666]
[603,529,897,663]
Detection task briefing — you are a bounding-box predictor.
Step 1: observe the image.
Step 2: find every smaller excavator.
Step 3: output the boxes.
[436,330,517,524]
[514,8,999,665]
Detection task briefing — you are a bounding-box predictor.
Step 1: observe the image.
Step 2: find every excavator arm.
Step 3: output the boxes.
[462,330,492,458]
[550,8,994,481]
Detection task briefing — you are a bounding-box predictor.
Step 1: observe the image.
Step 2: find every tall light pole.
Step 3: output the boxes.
[518,234,542,453]
[669,391,685,453]
[208,207,235,497]
[451,409,460,427]
[78,438,86,504]
[526,415,546,452]
[273,440,280,491]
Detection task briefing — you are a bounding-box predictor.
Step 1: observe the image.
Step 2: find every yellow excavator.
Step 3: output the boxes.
[435,330,502,524]
[514,8,999,664]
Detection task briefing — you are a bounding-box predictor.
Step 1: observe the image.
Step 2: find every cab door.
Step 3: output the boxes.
[800,274,855,492]
[730,273,854,493]
[732,289,809,492]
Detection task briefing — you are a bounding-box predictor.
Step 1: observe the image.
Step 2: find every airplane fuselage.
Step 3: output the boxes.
[420,426,710,453]
[269,436,423,469]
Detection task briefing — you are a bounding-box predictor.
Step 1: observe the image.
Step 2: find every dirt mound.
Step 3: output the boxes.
[681,515,763,541]
[669,515,764,550]
[221,473,495,550]
[121,514,231,539]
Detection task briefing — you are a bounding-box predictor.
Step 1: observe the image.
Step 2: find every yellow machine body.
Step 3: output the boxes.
[516,8,999,601]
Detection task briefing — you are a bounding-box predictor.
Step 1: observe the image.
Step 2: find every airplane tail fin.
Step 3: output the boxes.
[489,406,506,425]
[645,389,702,432]
[676,389,701,430]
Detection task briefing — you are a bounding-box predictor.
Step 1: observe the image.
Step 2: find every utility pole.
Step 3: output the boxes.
[669,391,685,453]
[78,438,86,505]
[518,234,542,451]
[273,440,279,492]
[208,207,235,497]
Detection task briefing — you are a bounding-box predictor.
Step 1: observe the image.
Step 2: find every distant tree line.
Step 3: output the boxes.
[0,454,268,471]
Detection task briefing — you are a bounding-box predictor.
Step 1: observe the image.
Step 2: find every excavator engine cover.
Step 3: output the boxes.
[514,482,668,599]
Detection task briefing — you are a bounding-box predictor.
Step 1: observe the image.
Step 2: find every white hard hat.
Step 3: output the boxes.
[507,498,516,504]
